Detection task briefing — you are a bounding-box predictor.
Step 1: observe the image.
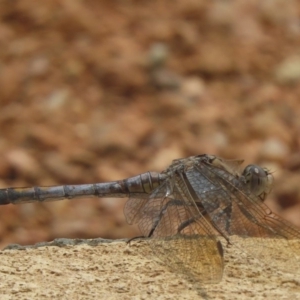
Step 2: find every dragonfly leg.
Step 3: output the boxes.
[127,199,190,243]
[147,199,188,238]
[126,236,145,244]
[177,215,200,233]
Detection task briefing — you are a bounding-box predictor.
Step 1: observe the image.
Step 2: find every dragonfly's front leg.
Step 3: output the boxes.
[176,201,232,244]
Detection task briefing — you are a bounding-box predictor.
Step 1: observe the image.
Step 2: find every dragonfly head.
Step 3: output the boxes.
[242,165,273,201]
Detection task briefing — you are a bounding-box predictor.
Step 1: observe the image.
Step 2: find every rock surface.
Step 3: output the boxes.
[1,237,299,299]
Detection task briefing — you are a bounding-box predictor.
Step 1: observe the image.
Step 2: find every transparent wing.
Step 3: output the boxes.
[186,162,300,275]
[128,173,224,284]
[124,194,150,225]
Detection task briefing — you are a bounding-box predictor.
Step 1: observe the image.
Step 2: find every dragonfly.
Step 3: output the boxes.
[0,154,299,284]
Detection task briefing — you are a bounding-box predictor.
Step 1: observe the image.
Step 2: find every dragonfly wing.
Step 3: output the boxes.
[136,174,224,284]
[124,193,150,225]
[186,162,300,275]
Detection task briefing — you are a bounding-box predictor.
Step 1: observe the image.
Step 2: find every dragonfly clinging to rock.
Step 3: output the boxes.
[0,154,299,284]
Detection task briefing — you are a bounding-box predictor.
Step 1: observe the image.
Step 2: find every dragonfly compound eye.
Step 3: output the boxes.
[242,165,273,200]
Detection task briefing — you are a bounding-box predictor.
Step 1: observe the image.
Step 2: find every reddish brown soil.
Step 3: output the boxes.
[0,0,300,250]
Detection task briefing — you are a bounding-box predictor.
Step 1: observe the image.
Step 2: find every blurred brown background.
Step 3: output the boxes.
[0,0,300,248]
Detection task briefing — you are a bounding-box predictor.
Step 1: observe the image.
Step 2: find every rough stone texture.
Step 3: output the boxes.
[0,237,299,299]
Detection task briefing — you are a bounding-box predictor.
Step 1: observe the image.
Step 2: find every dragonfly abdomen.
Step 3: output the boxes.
[0,171,165,205]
